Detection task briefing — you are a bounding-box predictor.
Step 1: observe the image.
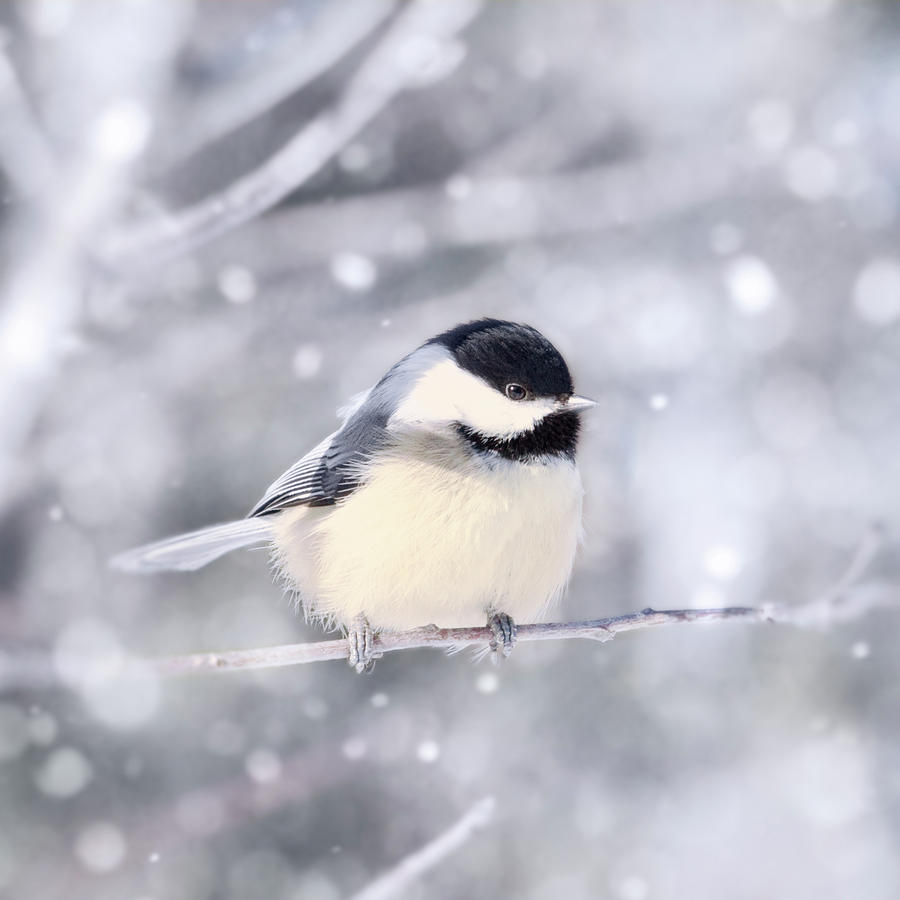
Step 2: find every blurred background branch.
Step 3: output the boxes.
[102,0,482,268]
[0,2,190,512]
[0,37,58,199]
[350,796,495,900]
[155,0,398,170]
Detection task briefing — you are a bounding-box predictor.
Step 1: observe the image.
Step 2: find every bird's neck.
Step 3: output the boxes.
[456,412,580,462]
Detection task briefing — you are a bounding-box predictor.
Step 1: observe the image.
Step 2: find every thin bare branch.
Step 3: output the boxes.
[154,591,900,675]
[103,0,482,268]
[350,797,496,900]
[152,588,895,676]
[150,528,890,675]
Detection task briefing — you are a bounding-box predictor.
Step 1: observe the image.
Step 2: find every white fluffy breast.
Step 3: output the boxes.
[271,434,584,630]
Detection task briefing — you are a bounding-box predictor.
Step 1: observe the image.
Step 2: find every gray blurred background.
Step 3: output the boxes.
[2,0,900,897]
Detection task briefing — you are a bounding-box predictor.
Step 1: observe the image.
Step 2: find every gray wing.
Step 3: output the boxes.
[249,392,390,517]
[249,343,448,518]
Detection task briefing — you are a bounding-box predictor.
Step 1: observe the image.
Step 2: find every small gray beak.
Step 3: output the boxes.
[563,394,597,413]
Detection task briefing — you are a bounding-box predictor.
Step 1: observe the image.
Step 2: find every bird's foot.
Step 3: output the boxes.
[346,614,381,673]
[487,611,517,663]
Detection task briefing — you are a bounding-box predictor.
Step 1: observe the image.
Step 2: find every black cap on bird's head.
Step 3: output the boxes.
[431,319,590,405]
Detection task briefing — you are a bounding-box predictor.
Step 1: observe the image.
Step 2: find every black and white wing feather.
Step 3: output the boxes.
[249,344,448,517]
[249,388,392,517]
[249,432,345,515]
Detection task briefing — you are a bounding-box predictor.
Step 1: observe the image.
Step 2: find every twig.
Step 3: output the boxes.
[148,593,890,676]
[150,528,890,675]
[103,0,482,268]
[349,797,496,900]
[150,609,756,674]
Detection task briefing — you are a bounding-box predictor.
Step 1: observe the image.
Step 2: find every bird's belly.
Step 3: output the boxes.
[272,454,583,630]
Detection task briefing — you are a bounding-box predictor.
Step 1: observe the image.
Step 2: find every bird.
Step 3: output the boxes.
[112,319,594,671]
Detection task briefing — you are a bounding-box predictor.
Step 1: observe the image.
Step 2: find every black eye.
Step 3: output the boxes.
[505,383,528,401]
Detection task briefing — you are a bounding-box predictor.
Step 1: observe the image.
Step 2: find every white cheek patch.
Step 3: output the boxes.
[390,358,556,438]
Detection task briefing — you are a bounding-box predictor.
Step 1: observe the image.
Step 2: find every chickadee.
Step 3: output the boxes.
[113,319,594,670]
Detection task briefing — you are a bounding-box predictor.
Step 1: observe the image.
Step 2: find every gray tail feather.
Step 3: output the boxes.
[110,519,273,574]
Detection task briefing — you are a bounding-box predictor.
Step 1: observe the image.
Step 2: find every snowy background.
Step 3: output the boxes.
[2,0,900,897]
